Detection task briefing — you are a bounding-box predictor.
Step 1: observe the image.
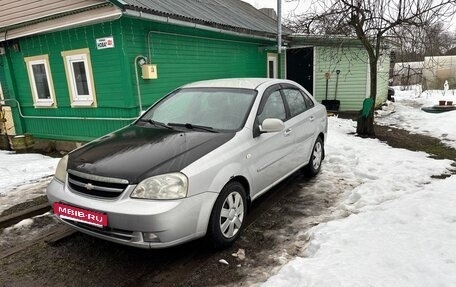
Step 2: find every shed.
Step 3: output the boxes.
[286,35,390,111]
[0,0,289,143]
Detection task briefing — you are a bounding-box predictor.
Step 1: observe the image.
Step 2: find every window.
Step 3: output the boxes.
[62,49,97,107]
[24,55,56,107]
[258,90,286,124]
[282,89,306,117]
[302,91,315,109]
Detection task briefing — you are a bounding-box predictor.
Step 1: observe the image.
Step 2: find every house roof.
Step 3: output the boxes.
[0,0,287,42]
[0,0,122,42]
[0,0,108,31]
[112,0,291,37]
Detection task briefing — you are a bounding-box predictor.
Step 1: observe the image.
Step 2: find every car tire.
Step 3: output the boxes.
[304,137,324,177]
[207,181,247,249]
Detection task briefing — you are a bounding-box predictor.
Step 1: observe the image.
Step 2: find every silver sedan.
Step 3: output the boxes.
[46,78,328,249]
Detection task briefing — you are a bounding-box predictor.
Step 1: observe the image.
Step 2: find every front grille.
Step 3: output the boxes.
[67,169,129,198]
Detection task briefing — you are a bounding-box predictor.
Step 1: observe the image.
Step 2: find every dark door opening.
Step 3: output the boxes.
[286,47,314,94]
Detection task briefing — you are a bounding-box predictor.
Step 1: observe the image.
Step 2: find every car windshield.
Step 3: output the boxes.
[139,88,256,132]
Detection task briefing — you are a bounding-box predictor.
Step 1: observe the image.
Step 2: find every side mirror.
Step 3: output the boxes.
[261,118,285,133]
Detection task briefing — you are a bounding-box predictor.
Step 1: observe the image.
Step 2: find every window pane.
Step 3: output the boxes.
[72,61,89,95]
[146,88,256,131]
[268,60,274,78]
[283,89,306,117]
[302,91,315,108]
[32,63,51,99]
[258,90,286,123]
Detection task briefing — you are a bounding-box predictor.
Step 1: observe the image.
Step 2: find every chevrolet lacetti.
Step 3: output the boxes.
[46,78,328,249]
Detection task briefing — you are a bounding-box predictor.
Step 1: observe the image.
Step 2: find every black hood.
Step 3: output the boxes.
[67,125,235,183]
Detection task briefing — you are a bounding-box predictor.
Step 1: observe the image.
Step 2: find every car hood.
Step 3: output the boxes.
[67,125,235,183]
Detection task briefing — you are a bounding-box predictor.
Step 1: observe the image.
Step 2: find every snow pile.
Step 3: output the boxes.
[262,115,456,287]
[0,150,59,192]
[0,151,59,214]
[376,85,456,149]
[263,177,456,287]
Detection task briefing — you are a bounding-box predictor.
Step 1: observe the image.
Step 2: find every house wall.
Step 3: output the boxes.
[313,45,389,111]
[120,17,273,108]
[0,17,274,141]
[376,53,390,105]
[314,46,370,111]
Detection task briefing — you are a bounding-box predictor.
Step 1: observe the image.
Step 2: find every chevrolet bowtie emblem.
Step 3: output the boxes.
[85,183,94,190]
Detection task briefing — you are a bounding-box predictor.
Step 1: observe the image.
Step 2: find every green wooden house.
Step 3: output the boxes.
[0,0,288,142]
[287,35,389,111]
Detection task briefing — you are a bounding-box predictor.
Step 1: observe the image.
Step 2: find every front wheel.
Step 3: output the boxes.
[207,181,247,249]
[304,137,324,177]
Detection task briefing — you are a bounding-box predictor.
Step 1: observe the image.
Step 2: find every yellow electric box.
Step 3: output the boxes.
[142,64,158,79]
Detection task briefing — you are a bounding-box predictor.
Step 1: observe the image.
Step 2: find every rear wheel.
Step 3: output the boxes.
[208,181,247,249]
[304,137,324,177]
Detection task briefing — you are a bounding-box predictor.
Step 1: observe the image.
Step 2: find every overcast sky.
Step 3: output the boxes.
[242,0,456,30]
[241,0,309,19]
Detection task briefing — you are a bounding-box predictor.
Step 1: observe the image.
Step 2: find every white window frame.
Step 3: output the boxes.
[267,53,278,79]
[24,55,56,108]
[61,48,97,107]
[0,82,4,101]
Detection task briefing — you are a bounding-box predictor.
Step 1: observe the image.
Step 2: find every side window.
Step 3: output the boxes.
[257,90,286,124]
[282,88,306,117]
[301,91,315,109]
[24,55,56,107]
[61,48,97,107]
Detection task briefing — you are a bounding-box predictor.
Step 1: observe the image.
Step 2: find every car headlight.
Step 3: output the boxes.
[55,155,68,183]
[131,173,188,200]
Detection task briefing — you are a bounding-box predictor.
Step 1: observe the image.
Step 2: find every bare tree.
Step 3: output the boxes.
[394,22,456,62]
[288,0,456,136]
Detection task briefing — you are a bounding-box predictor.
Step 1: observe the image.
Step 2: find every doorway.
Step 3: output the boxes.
[286,47,314,94]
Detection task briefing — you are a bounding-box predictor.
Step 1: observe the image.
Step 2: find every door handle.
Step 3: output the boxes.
[284,128,292,136]
[309,116,315,122]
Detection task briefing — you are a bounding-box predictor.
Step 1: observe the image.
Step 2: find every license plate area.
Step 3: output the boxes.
[54,202,108,228]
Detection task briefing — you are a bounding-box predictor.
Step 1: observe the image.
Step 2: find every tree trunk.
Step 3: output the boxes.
[357,58,377,137]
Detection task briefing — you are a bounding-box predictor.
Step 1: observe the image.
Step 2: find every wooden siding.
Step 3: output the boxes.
[119,17,273,108]
[376,53,390,105]
[314,46,389,111]
[1,17,274,141]
[314,46,369,111]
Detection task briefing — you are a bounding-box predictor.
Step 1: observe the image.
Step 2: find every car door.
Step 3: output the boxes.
[281,85,317,169]
[247,85,296,198]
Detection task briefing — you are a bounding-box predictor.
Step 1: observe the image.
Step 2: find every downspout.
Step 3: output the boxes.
[134,55,147,115]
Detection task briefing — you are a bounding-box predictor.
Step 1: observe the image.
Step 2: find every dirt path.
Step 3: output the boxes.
[1,125,455,287]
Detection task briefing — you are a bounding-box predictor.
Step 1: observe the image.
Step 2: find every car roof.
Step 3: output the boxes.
[181,78,292,90]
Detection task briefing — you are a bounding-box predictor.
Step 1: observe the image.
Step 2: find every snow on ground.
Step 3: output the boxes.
[0,151,59,214]
[262,88,456,286]
[1,86,455,286]
[376,85,456,149]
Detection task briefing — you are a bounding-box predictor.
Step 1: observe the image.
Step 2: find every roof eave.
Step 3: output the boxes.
[122,6,290,41]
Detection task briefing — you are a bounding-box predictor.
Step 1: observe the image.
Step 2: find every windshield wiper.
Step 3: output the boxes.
[139,119,174,130]
[168,123,219,133]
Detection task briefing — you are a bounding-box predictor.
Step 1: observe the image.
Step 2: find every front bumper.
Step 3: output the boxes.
[46,178,218,248]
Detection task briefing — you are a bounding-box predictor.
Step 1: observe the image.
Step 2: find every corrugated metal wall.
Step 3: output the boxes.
[2,17,273,141]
